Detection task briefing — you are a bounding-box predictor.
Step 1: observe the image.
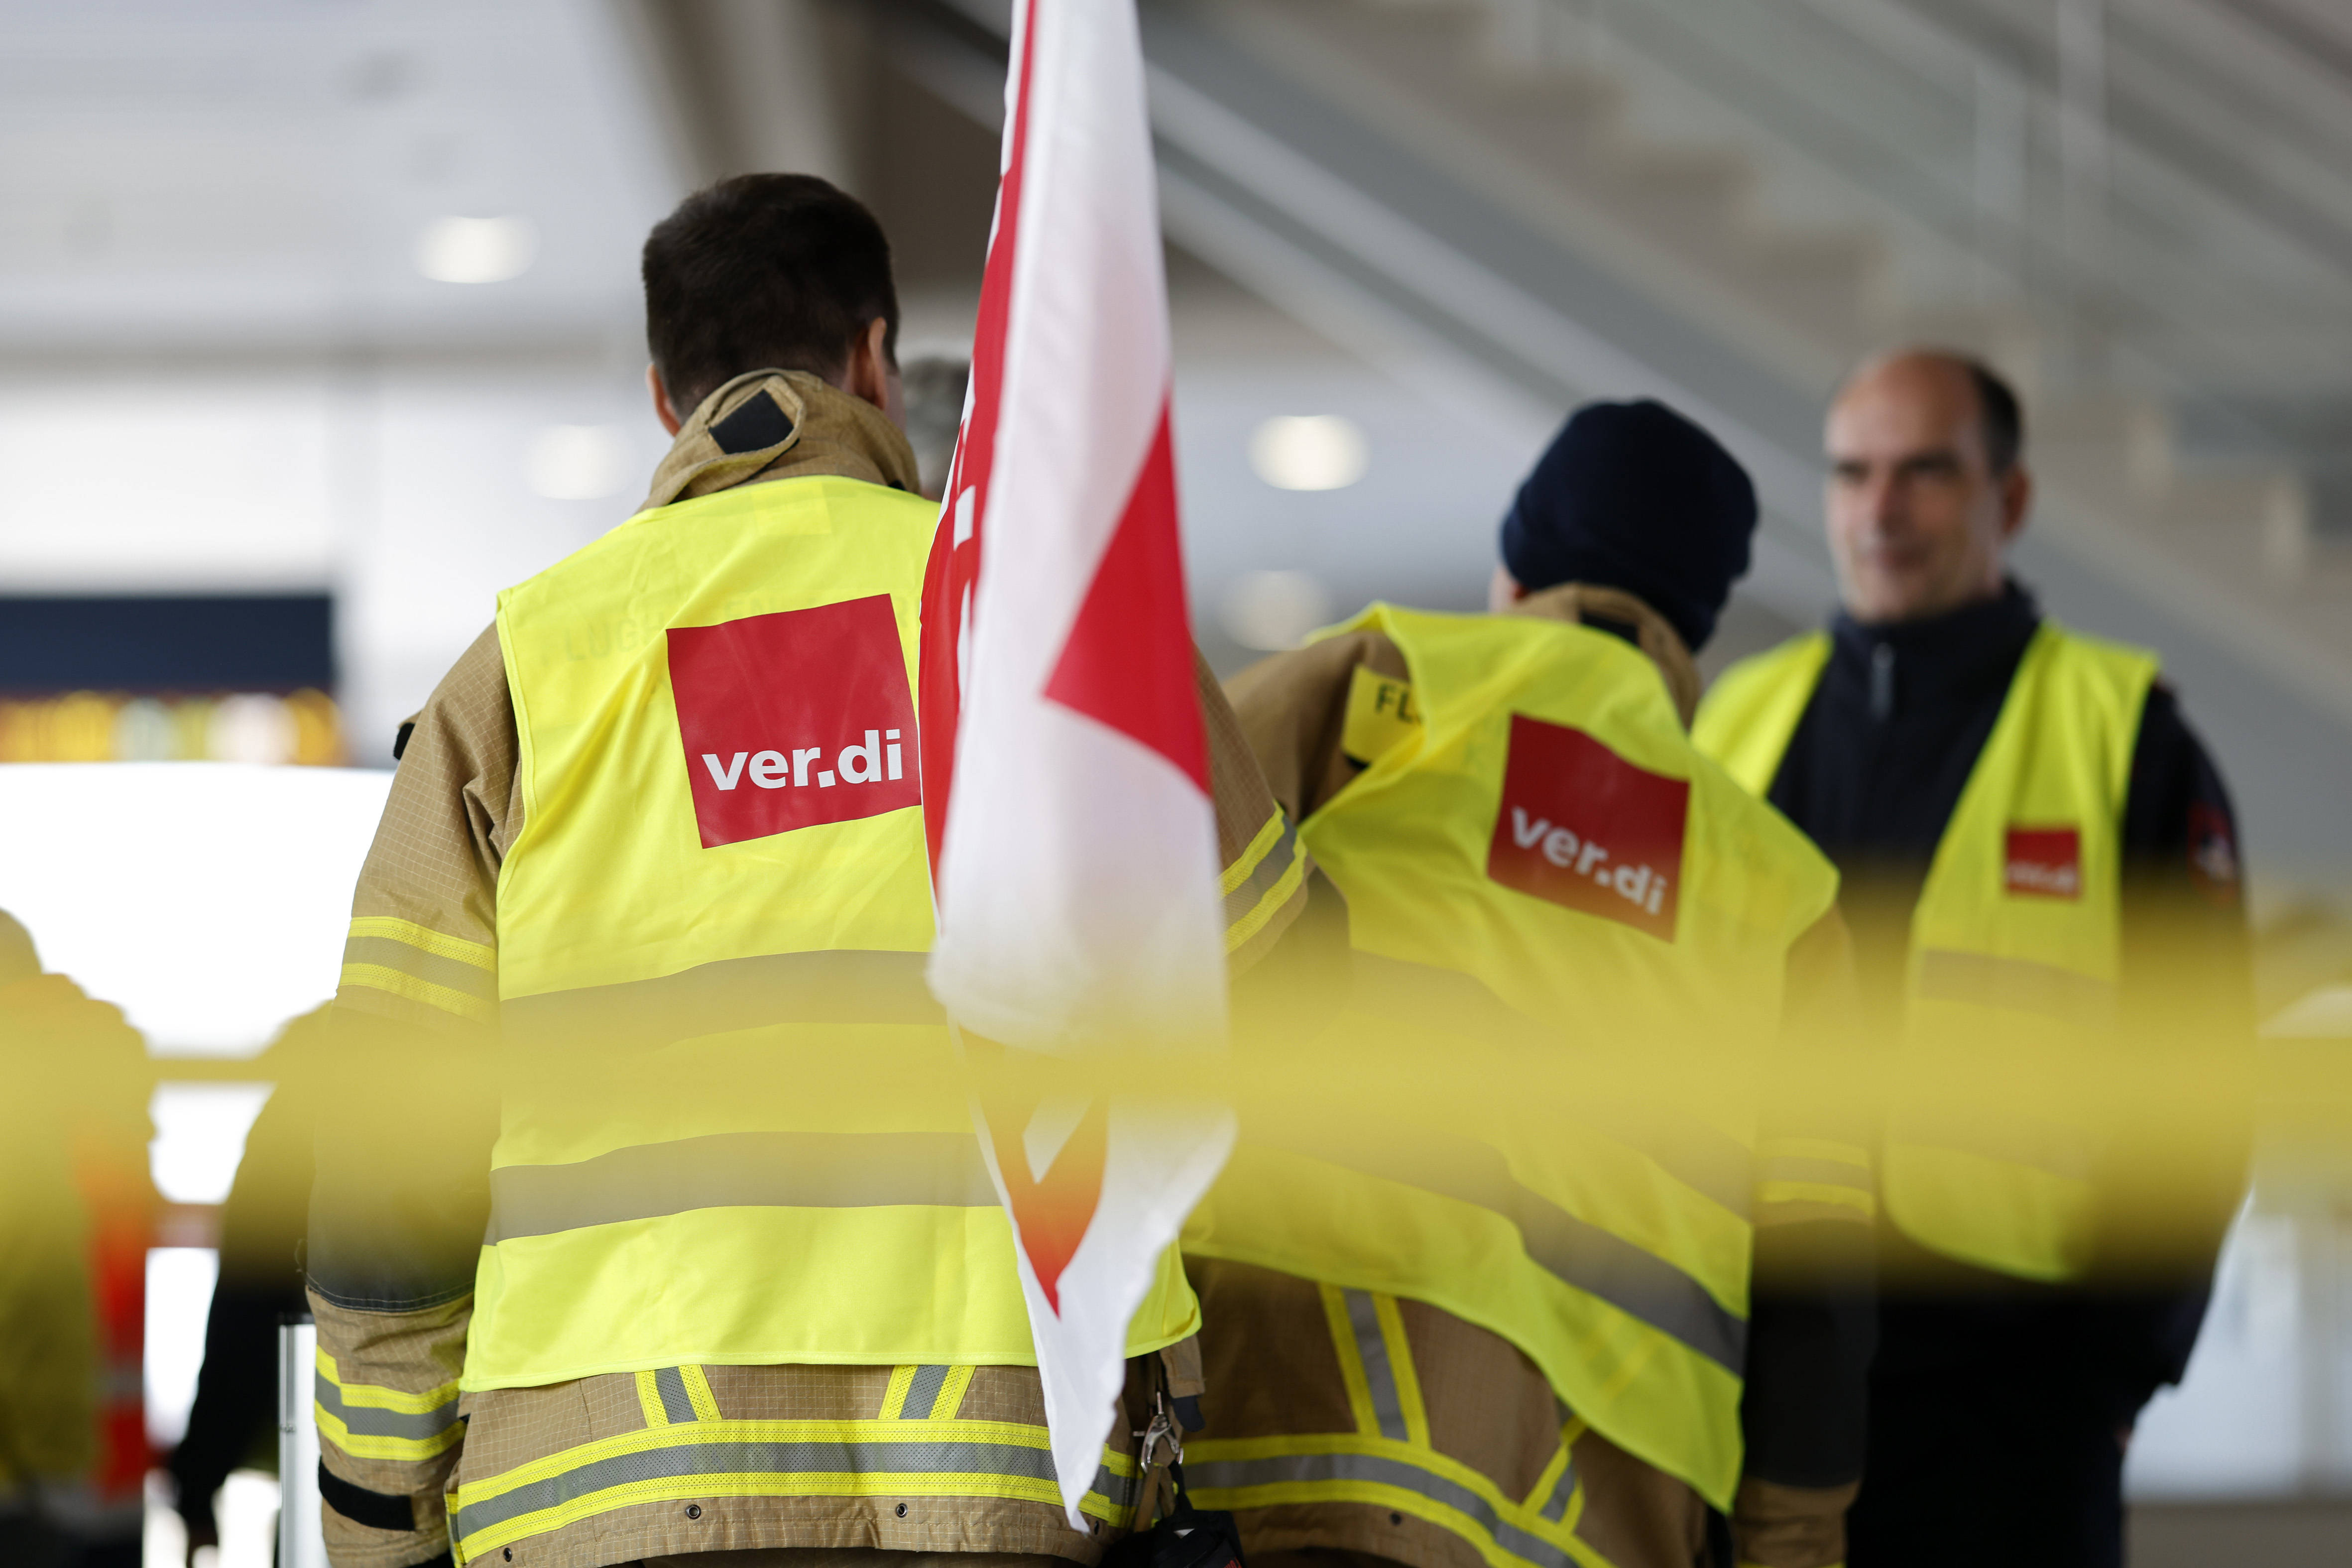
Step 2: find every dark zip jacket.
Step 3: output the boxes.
[1759,580,2249,1566]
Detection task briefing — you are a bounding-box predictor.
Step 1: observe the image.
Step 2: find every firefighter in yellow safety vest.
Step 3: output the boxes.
[1192,401,1876,1568]
[306,175,1313,1568]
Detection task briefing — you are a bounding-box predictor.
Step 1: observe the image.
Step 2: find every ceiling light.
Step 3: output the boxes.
[1249,415,1368,491]
[1222,570,1334,652]
[415,215,537,284]
[527,424,633,501]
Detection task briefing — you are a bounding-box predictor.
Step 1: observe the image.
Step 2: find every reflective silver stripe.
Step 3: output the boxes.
[486,1130,999,1243]
[1758,1156,1873,1193]
[1189,1450,1570,1568]
[1347,954,1751,1215]
[454,1436,1135,1543]
[500,950,940,1051]
[1225,817,1302,928]
[1568,1100,1751,1219]
[1915,949,2115,1028]
[313,1371,460,1444]
[1537,1452,1577,1523]
[1268,1128,1745,1371]
[341,935,496,1003]
[901,1365,949,1420]
[1344,1292,1410,1442]
[654,1367,697,1424]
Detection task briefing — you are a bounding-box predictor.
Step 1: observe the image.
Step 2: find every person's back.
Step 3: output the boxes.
[306,174,1312,1568]
[1190,403,1874,1568]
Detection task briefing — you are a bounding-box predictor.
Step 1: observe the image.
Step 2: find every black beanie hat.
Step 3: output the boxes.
[1498,398,1756,653]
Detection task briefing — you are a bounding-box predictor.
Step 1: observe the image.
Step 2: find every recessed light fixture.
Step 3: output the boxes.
[415,215,537,284]
[1222,570,1334,651]
[526,424,633,501]
[1249,414,1368,491]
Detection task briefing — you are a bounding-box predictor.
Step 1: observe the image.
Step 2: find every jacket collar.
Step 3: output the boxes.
[642,368,922,510]
[1827,579,2040,721]
[1507,582,1703,728]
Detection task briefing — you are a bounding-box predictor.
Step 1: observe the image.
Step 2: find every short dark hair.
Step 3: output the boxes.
[1943,353,2024,475]
[642,173,900,417]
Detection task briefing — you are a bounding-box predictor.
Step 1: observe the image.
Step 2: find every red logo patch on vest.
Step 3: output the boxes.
[667,595,920,849]
[1486,714,1687,941]
[2003,826,2082,899]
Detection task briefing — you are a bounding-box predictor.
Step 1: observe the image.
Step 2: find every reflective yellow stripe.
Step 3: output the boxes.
[460,1469,1112,1565]
[1520,1442,1569,1513]
[1319,1284,1381,1439]
[448,1419,1140,1565]
[1227,842,1307,953]
[313,1349,464,1462]
[678,1364,722,1422]
[316,1349,459,1414]
[1187,1432,1603,1568]
[1371,1294,1431,1448]
[636,1370,668,1428]
[346,916,495,970]
[1518,1414,1585,1525]
[1222,811,1288,896]
[1222,809,1309,953]
[459,1417,1049,1508]
[339,963,494,1022]
[930,1364,975,1419]
[315,1401,466,1463]
[877,1365,917,1420]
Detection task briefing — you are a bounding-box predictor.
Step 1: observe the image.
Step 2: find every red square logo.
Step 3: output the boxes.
[1486,714,1687,941]
[2004,826,2081,899]
[666,595,920,849]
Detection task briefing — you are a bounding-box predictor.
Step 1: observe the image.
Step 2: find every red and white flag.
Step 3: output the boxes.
[918,0,1232,1529]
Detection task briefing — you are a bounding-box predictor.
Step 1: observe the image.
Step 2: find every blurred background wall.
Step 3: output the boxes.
[4,0,2352,1562]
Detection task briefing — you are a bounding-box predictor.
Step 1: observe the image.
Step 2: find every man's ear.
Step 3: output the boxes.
[1998,464,2033,544]
[843,318,898,424]
[1487,563,1527,614]
[647,363,684,437]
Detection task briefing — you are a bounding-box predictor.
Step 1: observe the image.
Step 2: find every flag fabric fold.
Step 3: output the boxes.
[918,0,1234,1530]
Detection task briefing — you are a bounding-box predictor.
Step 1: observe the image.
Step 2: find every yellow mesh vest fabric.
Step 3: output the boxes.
[470,473,1198,1388]
[1693,622,2158,1281]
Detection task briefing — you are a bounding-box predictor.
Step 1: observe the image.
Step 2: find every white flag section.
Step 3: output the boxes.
[917,0,1234,1530]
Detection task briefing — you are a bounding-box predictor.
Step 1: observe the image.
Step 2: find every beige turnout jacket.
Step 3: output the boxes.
[311,372,1311,1568]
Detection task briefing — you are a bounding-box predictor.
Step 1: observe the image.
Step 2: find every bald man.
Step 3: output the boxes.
[1693,352,2249,1568]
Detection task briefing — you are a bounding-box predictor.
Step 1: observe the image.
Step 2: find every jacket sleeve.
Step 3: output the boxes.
[309,626,514,1568]
[172,1017,320,1538]
[1736,907,1876,1568]
[2088,684,2253,1420]
[1200,648,1314,972]
[1223,630,1404,828]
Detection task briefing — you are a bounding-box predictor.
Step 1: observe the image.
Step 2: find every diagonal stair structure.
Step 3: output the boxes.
[894,0,2352,881]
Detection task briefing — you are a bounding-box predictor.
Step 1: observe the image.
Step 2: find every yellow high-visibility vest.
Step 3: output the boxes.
[1694,620,2157,1282]
[1186,604,1839,1511]
[466,471,1199,1389]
